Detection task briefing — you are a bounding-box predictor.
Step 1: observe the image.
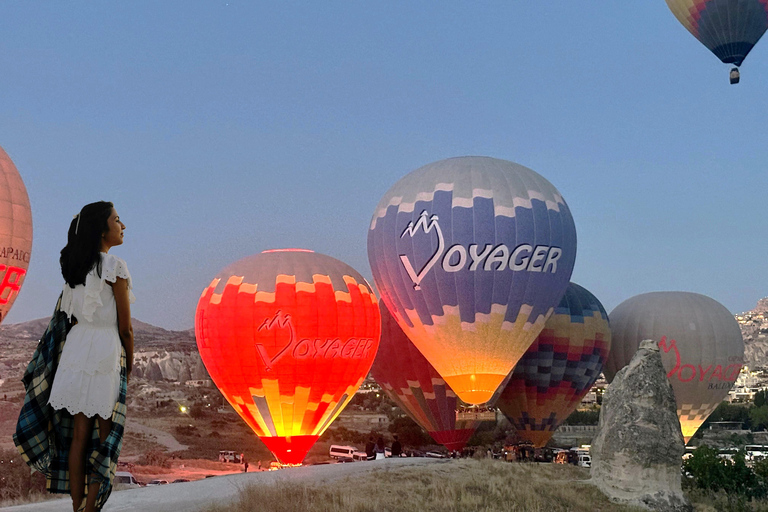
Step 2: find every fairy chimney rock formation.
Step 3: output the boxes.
[590,339,692,512]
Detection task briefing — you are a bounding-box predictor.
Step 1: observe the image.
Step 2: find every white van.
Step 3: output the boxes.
[114,471,141,488]
[578,454,591,468]
[329,445,358,459]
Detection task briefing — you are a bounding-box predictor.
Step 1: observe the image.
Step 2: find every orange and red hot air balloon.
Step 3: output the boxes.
[371,303,479,452]
[0,145,32,325]
[195,249,380,464]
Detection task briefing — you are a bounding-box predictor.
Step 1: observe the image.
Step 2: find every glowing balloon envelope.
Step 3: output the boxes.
[666,0,768,67]
[0,145,32,325]
[368,156,577,405]
[605,292,744,443]
[371,302,479,451]
[195,249,381,464]
[496,283,611,447]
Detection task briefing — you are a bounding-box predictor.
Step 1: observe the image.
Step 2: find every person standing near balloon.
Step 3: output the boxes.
[15,201,134,512]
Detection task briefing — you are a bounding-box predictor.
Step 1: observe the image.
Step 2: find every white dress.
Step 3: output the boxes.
[48,253,136,420]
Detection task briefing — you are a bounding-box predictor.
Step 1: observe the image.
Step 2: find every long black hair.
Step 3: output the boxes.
[60,201,114,288]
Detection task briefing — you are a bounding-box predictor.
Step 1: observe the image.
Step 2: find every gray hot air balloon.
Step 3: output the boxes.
[605,292,744,443]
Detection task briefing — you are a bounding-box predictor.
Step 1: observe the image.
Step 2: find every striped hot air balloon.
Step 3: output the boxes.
[605,292,745,443]
[195,250,381,464]
[496,283,611,448]
[368,156,577,405]
[666,0,768,82]
[0,145,32,325]
[371,302,479,452]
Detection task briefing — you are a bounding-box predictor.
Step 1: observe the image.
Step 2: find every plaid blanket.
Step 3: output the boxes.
[13,295,127,511]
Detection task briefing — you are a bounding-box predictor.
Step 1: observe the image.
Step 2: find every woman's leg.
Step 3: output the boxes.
[70,413,95,512]
[83,415,112,512]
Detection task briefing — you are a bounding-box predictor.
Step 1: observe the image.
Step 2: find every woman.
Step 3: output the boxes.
[47,201,135,512]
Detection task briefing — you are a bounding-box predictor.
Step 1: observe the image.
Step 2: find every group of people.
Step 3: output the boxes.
[364,434,402,460]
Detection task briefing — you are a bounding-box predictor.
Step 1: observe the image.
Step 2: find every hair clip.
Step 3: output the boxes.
[73,213,81,235]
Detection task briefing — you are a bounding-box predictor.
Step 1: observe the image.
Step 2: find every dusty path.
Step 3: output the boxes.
[0,458,442,512]
[125,418,188,453]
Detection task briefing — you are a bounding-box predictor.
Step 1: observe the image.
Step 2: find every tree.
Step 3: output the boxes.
[750,405,768,431]
[756,390,767,408]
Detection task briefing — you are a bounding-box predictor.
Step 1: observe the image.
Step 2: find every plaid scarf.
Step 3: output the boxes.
[13,295,128,511]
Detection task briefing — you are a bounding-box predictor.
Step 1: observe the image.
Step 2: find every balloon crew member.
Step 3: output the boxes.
[375,436,386,460]
[14,201,134,512]
[390,435,402,458]
[365,436,376,461]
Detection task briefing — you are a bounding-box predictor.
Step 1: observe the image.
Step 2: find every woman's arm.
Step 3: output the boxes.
[112,277,134,377]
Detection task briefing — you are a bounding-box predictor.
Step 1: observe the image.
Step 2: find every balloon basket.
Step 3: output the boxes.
[730,67,740,85]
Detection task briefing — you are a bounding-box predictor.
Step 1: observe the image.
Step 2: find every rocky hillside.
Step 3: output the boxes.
[0,317,207,385]
[738,298,768,367]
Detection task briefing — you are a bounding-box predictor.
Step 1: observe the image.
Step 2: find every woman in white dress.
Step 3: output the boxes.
[47,201,134,512]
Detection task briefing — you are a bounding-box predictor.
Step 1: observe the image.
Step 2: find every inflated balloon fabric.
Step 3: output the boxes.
[606,292,744,443]
[368,156,577,404]
[371,302,478,452]
[0,145,32,325]
[666,0,768,66]
[195,250,381,464]
[497,283,611,447]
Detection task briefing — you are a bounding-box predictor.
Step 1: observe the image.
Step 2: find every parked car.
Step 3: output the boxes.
[146,479,169,486]
[425,451,448,459]
[172,478,190,483]
[114,471,141,489]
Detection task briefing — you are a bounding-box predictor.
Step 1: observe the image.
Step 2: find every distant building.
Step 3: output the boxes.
[185,379,213,388]
[708,421,744,431]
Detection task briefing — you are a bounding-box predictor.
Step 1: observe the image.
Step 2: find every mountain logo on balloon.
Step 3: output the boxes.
[399,210,445,290]
[659,335,742,387]
[256,310,296,371]
[398,209,565,291]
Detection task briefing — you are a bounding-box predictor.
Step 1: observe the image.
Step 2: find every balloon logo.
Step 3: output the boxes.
[368,156,577,404]
[605,292,744,443]
[496,283,611,447]
[195,249,381,464]
[371,302,478,452]
[0,145,32,325]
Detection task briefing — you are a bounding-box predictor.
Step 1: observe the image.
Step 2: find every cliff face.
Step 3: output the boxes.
[739,298,768,368]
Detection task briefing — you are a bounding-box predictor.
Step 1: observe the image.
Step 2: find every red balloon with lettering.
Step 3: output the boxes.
[371,302,479,452]
[195,250,381,464]
[0,145,32,325]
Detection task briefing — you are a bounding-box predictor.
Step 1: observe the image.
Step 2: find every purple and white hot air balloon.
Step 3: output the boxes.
[367,156,577,405]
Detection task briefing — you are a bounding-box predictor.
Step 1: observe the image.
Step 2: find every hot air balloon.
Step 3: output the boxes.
[371,302,479,452]
[666,0,768,83]
[605,292,744,443]
[0,145,32,325]
[195,249,381,464]
[368,156,577,405]
[496,283,611,447]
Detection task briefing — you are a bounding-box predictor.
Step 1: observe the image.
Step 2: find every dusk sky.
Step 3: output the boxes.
[1,2,766,330]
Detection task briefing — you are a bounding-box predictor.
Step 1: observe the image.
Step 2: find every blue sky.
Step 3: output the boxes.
[1,2,766,330]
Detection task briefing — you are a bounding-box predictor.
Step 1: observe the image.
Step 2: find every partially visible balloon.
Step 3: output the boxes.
[496,283,611,447]
[0,145,32,325]
[195,250,381,464]
[605,292,744,443]
[368,156,577,405]
[666,0,768,67]
[371,302,479,452]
